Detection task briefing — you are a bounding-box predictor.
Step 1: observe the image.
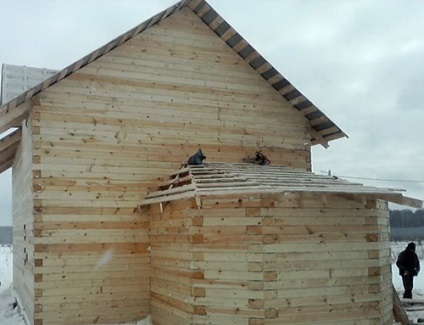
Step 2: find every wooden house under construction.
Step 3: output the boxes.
[0,0,421,324]
[141,162,423,325]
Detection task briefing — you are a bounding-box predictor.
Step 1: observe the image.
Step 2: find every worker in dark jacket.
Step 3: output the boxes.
[396,242,420,299]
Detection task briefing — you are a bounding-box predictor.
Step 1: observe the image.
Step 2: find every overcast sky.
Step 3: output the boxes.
[0,0,423,225]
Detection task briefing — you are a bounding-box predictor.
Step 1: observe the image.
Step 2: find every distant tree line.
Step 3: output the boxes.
[0,226,12,245]
[390,209,424,228]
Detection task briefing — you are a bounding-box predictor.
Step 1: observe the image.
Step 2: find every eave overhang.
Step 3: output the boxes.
[140,162,422,209]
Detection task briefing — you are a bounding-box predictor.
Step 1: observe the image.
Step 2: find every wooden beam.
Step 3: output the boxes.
[0,101,31,135]
[393,284,410,325]
[0,157,14,174]
[0,128,22,152]
[0,128,21,173]
[310,129,329,148]
[399,195,423,209]
[379,194,423,209]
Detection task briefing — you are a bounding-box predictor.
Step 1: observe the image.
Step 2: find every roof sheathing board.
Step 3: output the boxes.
[140,162,422,208]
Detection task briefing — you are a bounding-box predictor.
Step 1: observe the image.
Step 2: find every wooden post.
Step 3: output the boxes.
[393,284,410,325]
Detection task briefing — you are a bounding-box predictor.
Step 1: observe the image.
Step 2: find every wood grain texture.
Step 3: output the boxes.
[12,119,36,324]
[7,6,352,325]
[23,8,304,324]
[147,193,392,325]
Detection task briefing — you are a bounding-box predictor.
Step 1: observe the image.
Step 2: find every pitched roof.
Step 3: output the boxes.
[0,0,347,172]
[140,162,422,208]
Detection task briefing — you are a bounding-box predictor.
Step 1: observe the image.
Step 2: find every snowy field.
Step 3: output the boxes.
[1,243,424,324]
[0,245,26,325]
[392,241,424,324]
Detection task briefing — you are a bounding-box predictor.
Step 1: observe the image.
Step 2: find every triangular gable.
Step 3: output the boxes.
[0,0,347,172]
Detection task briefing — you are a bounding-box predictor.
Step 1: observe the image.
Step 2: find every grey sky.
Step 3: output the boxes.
[0,0,423,225]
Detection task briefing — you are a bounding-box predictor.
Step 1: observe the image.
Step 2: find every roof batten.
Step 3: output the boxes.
[192,1,206,14]
[294,100,313,110]
[313,121,334,131]
[272,78,291,90]
[284,89,302,101]
[214,21,231,36]
[238,45,255,59]
[305,111,323,121]
[140,162,422,208]
[250,56,267,69]
[226,33,243,47]
[261,67,279,80]
[202,9,218,24]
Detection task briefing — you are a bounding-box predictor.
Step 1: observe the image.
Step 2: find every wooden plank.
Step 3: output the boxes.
[393,284,410,324]
[36,298,147,312]
[0,157,14,174]
[36,304,149,323]
[11,120,36,321]
[0,127,22,151]
[0,129,22,172]
[380,194,423,208]
[35,97,305,131]
[0,100,31,135]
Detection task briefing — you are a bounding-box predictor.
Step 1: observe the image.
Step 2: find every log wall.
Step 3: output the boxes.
[147,193,393,325]
[12,110,35,325]
[148,200,201,324]
[25,7,311,325]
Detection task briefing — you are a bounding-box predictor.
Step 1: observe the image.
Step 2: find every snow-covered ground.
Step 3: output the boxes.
[0,245,26,325]
[392,241,424,324]
[1,243,423,324]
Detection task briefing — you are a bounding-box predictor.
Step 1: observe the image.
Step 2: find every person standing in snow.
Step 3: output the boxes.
[396,242,420,299]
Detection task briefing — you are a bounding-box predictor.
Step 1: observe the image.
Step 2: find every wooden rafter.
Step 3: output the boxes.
[140,162,423,208]
[0,101,31,135]
[0,128,22,174]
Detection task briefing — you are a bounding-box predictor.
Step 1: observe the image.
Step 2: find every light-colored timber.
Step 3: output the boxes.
[0,0,419,324]
[0,1,346,146]
[141,173,396,324]
[393,284,410,325]
[139,163,421,324]
[0,128,22,173]
[141,162,423,209]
